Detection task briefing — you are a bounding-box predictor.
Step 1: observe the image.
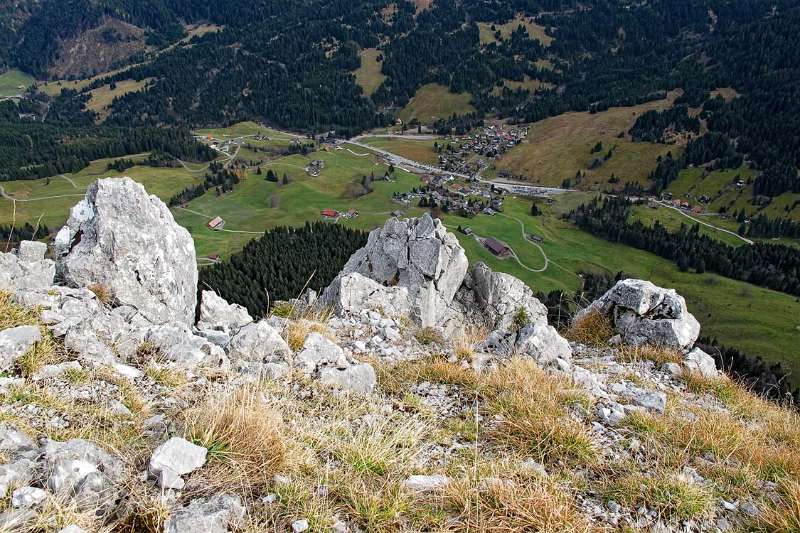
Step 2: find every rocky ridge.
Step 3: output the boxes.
[0,177,793,533]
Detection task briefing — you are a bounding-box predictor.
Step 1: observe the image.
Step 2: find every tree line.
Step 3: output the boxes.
[198,222,368,317]
[569,196,800,297]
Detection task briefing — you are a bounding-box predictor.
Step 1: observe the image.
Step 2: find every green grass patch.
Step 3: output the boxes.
[354,48,386,97]
[397,84,474,124]
[359,137,442,166]
[0,69,35,98]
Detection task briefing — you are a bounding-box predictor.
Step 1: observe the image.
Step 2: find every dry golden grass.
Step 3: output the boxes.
[87,282,112,305]
[616,345,682,366]
[0,291,39,329]
[564,309,615,346]
[284,319,334,352]
[413,326,444,346]
[453,325,488,361]
[375,355,481,396]
[750,477,800,532]
[183,384,286,494]
[444,477,592,532]
[602,469,713,520]
[486,359,595,464]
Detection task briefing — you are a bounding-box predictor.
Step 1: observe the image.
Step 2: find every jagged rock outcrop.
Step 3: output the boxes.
[0,240,55,291]
[323,214,468,327]
[578,278,700,350]
[197,290,253,345]
[54,177,197,325]
[451,262,548,331]
[325,273,411,318]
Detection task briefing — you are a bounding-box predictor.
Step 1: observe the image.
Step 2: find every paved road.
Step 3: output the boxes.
[655,200,753,245]
[0,185,85,202]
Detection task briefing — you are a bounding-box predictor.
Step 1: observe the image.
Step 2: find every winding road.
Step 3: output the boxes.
[655,200,753,245]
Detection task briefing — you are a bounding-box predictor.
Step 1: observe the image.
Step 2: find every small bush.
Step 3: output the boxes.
[87,282,112,305]
[414,327,444,346]
[564,309,614,346]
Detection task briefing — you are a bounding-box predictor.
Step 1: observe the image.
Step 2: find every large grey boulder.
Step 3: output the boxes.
[227,320,292,377]
[0,326,41,372]
[325,273,411,318]
[41,439,125,512]
[197,291,253,337]
[0,242,55,292]
[54,177,197,325]
[577,279,700,350]
[323,214,468,327]
[164,493,245,533]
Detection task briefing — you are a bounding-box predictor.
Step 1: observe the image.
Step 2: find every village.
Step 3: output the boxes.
[437,124,529,176]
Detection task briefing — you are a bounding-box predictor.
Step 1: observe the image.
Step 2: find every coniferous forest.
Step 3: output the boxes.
[198,223,368,318]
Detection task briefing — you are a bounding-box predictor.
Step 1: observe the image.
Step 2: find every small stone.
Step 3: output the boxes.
[0,326,41,372]
[262,493,278,504]
[58,526,88,533]
[149,437,207,488]
[403,474,449,492]
[11,486,47,509]
[292,519,310,532]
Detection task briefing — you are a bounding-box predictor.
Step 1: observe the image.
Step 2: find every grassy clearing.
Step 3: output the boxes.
[172,146,425,257]
[478,14,553,46]
[354,48,386,96]
[0,154,200,230]
[629,204,747,248]
[492,75,555,95]
[491,92,680,188]
[0,69,35,97]
[397,84,475,124]
[359,137,442,166]
[86,78,152,121]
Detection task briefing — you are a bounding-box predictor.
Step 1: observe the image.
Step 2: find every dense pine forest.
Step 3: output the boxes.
[569,197,800,297]
[198,223,368,317]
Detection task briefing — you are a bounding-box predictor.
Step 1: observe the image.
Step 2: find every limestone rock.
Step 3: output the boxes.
[467,263,548,331]
[197,291,253,336]
[324,214,468,327]
[11,486,46,509]
[325,273,411,318]
[55,177,197,325]
[0,325,41,372]
[42,438,125,512]
[0,460,36,497]
[144,324,228,369]
[149,437,208,488]
[515,322,572,365]
[295,333,348,373]
[0,242,55,292]
[403,474,450,492]
[578,279,700,350]
[683,347,718,378]
[319,364,377,395]
[164,493,245,533]
[0,425,38,459]
[227,320,292,376]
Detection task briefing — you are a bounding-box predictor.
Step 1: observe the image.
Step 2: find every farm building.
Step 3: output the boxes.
[207,216,225,230]
[321,209,339,218]
[483,237,511,257]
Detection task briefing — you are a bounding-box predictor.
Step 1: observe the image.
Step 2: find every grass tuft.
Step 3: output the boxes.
[414,327,444,346]
[564,309,614,346]
[87,282,112,305]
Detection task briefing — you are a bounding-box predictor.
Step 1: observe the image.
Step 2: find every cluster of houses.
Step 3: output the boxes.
[320,208,359,220]
[393,174,505,218]
[437,125,528,177]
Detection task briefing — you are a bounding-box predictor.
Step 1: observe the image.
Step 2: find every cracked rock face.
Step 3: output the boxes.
[54,177,197,326]
[579,279,700,350]
[323,214,468,327]
[0,241,55,292]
